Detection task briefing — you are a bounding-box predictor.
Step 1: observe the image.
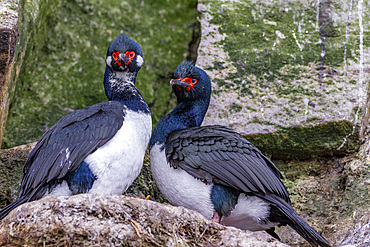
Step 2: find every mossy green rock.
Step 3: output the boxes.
[0,0,18,149]
[0,143,35,208]
[273,139,370,246]
[2,0,198,148]
[197,0,370,159]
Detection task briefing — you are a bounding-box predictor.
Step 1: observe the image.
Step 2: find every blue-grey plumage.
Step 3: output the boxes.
[0,34,151,220]
[149,61,330,247]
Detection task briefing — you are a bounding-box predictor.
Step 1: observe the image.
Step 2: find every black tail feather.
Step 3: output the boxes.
[0,197,28,220]
[284,210,331,247]
[266,195,331,247]
[265,227,281,240]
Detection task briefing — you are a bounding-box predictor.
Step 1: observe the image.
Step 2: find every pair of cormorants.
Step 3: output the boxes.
[0,34,331,247]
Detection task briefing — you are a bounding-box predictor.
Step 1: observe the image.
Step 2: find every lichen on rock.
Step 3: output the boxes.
[0,142,35,208]
[197,0,370,159]
[0,0,18,149]
[2,0,198,149]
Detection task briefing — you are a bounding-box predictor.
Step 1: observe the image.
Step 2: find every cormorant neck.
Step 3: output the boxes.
[103,67,149,113]
[150,98,210,149]
[171,100,209,128]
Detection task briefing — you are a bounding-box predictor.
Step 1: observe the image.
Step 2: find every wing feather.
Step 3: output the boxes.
[17,101,125,199]
[165,125,290,204]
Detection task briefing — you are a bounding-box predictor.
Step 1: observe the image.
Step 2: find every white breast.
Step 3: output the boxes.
[150,144,214,219]
[150,144,278,231]
[85,110,152,194]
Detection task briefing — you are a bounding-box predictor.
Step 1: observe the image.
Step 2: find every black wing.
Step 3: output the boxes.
[165,125,290,204]
[18,101,125,198]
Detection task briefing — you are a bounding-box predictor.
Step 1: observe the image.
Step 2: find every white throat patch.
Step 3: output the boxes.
[136,55,144,68]
[114,71,135,84]
[106,56,112,68]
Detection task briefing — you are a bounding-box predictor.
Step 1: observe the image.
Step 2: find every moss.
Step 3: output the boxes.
[247,120,360,159]
[208,1,367,85]
[228,102,242,113]
[339,162,370,214]
[3,0,198,148]
[272,150,370,245]
[278,156,368,219]
[206,61,224,71]
[0,143,35,208]
[0,0,18,15]
[200,0,369,158]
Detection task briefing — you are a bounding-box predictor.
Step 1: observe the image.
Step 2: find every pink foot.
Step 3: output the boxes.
[212,211,221,223]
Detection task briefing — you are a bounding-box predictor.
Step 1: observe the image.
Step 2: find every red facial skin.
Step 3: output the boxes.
[176,77,198,91]
[112,51,135,66]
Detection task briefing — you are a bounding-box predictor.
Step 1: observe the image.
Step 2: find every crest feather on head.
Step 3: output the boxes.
[174,61,197,79]
[108,33,143,57]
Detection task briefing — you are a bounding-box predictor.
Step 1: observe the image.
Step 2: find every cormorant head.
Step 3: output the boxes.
[171,61,212,103]
[106,34,143,73]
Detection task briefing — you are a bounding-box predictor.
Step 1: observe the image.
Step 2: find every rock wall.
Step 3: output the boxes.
[197,0,370,159]
[0,0,60,148]
[1,0,199,148]
[0,0,18,149]
[0,142,35,207]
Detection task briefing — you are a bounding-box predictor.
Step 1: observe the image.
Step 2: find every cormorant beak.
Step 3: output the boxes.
[170,78,189,88]
[118,53,130,65]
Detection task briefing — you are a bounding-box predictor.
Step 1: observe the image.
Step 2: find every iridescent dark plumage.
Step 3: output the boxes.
[150,61,331,247]
[0,34,151,220]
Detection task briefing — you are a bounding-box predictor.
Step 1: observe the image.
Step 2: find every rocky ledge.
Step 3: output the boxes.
[0,194,287,246]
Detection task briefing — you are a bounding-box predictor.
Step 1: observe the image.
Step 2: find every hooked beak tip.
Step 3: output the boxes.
[170,79,180,85]
[119,53,130,64]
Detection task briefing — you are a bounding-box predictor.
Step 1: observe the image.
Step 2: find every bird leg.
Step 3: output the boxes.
[212,211,221,223]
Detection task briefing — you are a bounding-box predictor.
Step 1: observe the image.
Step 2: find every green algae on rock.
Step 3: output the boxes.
[248,120,359,159]
[2,0,198,148]
[0,0,18,149]
[273,142,370,246]
[197,0,370,159]
[0,142,36,208]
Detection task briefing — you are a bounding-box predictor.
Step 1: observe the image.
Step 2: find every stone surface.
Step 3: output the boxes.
[2,0,198,148]
[339,215,370,247]
[0,0,18,149]
[197,0,370,159]
[0,142,36,208]
[0,194,288,246]
[274,135,370,246]
[0,0,58,148]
